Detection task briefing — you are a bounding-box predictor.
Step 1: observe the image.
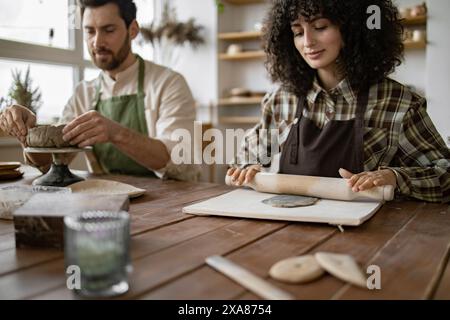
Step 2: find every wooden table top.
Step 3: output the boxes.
[0,166,449,300]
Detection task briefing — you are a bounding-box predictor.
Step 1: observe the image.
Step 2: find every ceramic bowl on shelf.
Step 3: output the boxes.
[226,44,243,55]
[229,87,252,97]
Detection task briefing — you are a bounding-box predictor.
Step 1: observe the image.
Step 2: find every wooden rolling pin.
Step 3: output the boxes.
[225,172,394,202]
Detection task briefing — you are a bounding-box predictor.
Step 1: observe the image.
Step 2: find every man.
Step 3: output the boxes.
[0,0,198,180]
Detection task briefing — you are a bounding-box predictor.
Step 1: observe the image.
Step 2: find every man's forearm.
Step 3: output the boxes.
[112,126,170,170]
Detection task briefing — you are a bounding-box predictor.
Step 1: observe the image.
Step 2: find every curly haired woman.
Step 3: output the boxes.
[228,0,449,203]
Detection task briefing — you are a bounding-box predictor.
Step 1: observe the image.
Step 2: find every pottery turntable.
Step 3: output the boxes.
[24,147,90,187]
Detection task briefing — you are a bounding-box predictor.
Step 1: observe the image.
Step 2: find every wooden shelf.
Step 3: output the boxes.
[404,39,426,50]
[219,50,265,60]
[223,0,265,4]
[401,16,427,26]
[218,96,262,106]
[218,31,262,41]
[219,116,260,124]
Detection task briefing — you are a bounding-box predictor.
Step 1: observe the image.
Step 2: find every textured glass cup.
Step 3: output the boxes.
[64,211,131,298]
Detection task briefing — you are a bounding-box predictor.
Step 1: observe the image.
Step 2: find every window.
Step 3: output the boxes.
[0,0,70,49]
[0,0,154,124]
[0,59,73,124]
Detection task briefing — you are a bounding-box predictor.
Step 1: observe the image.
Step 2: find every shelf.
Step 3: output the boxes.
[219,116,260,124]
[219,50,265,60]
[218,31,262,41]
[401,16,427,26]
[404,39,426,50]
[223,0,265,4]
[218,96,262,106]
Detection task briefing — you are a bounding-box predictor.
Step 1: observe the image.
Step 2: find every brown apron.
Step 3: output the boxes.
[279,92,368,177]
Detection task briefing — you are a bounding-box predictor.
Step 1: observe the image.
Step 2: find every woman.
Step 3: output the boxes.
[227,0,449,203]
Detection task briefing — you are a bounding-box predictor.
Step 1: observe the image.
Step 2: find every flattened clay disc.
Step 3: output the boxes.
[262,195,319,208]
[269,255,325,283]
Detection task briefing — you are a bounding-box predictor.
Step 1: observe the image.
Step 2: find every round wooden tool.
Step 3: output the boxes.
[225,172,394,202]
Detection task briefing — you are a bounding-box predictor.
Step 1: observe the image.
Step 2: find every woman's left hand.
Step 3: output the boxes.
[339,168,397,192]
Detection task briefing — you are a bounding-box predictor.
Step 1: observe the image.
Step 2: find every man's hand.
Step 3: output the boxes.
[0,104,36,145]
[339,168,397,192]
[62,110,123,148]
[226,164,262,186]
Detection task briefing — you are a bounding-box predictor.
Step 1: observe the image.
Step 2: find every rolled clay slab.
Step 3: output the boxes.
[269,255,325,283]
[26,125,71,148]
[315,252,367,288]
[262,195,319,208]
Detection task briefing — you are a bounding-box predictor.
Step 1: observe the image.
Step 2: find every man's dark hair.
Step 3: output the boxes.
[78,0,137,28]
[263,0,404,97]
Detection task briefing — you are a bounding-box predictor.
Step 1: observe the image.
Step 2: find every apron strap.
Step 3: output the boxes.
[289,96,306,164]
[92,76,102,109]
[137,55,145,95]
[354,88,369,128]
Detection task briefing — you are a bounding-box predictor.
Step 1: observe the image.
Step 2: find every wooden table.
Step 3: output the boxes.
[0,166,449,300]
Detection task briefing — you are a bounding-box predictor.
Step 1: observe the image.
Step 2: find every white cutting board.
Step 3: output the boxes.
[183,189,383,226]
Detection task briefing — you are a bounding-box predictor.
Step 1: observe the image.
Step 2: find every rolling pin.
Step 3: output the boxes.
[225,172,394,202]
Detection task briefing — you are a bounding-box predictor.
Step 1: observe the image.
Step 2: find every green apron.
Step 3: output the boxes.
[92,55,154,176]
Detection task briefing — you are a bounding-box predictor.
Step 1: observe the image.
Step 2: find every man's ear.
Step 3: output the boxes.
[129,19,139,40]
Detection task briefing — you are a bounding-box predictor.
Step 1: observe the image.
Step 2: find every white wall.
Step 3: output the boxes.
[170,0,218,115]
[392,0,449,144]
[391,0,427,95]
[425,0,450,145]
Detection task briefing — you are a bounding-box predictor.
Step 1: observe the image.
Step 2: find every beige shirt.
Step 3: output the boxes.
[60,58,199,181]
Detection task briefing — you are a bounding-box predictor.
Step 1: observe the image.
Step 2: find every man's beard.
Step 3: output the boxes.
[90,35,131,71]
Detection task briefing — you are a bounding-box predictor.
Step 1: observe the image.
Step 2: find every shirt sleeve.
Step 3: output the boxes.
[386,99,450,203]
[151,73,200,181]
[230,91,276,169]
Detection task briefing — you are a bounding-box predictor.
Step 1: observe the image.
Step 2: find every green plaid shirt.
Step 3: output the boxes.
[233,77,450,203]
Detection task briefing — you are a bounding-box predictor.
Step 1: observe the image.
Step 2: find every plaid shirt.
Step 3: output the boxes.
[233,77,450,203]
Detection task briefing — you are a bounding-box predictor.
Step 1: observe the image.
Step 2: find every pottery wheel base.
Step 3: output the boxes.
[32,163,84,187]
[24,147,90,187]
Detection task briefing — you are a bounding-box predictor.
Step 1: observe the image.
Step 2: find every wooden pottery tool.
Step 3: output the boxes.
[206,255,294,300]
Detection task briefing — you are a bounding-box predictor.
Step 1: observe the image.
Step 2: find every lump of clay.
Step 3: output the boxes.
[26,125,71,148]
[262,195,319,208]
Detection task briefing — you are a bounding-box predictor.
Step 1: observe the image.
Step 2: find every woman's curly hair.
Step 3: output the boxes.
[263,0,404,97]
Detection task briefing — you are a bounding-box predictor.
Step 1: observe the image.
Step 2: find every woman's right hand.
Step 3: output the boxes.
[0,104,36,145]
[226,164,261,186]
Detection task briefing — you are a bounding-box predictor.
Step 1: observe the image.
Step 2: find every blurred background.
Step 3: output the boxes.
[0,0,448,183]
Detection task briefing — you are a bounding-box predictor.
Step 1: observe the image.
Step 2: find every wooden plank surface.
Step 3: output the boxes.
[140,200,419,299]
[0,166,449,300]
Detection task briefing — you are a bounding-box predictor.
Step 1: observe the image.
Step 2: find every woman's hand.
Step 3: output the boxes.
[339,168,397,192]
[226,164,261,186]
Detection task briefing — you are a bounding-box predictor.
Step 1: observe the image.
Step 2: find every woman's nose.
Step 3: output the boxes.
[303,30,316,48]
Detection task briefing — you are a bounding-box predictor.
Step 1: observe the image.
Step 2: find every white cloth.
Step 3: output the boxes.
[60,58,199,181]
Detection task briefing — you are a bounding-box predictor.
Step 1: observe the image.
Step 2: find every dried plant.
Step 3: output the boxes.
[1,67,42,114]
[139,2,205,67]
